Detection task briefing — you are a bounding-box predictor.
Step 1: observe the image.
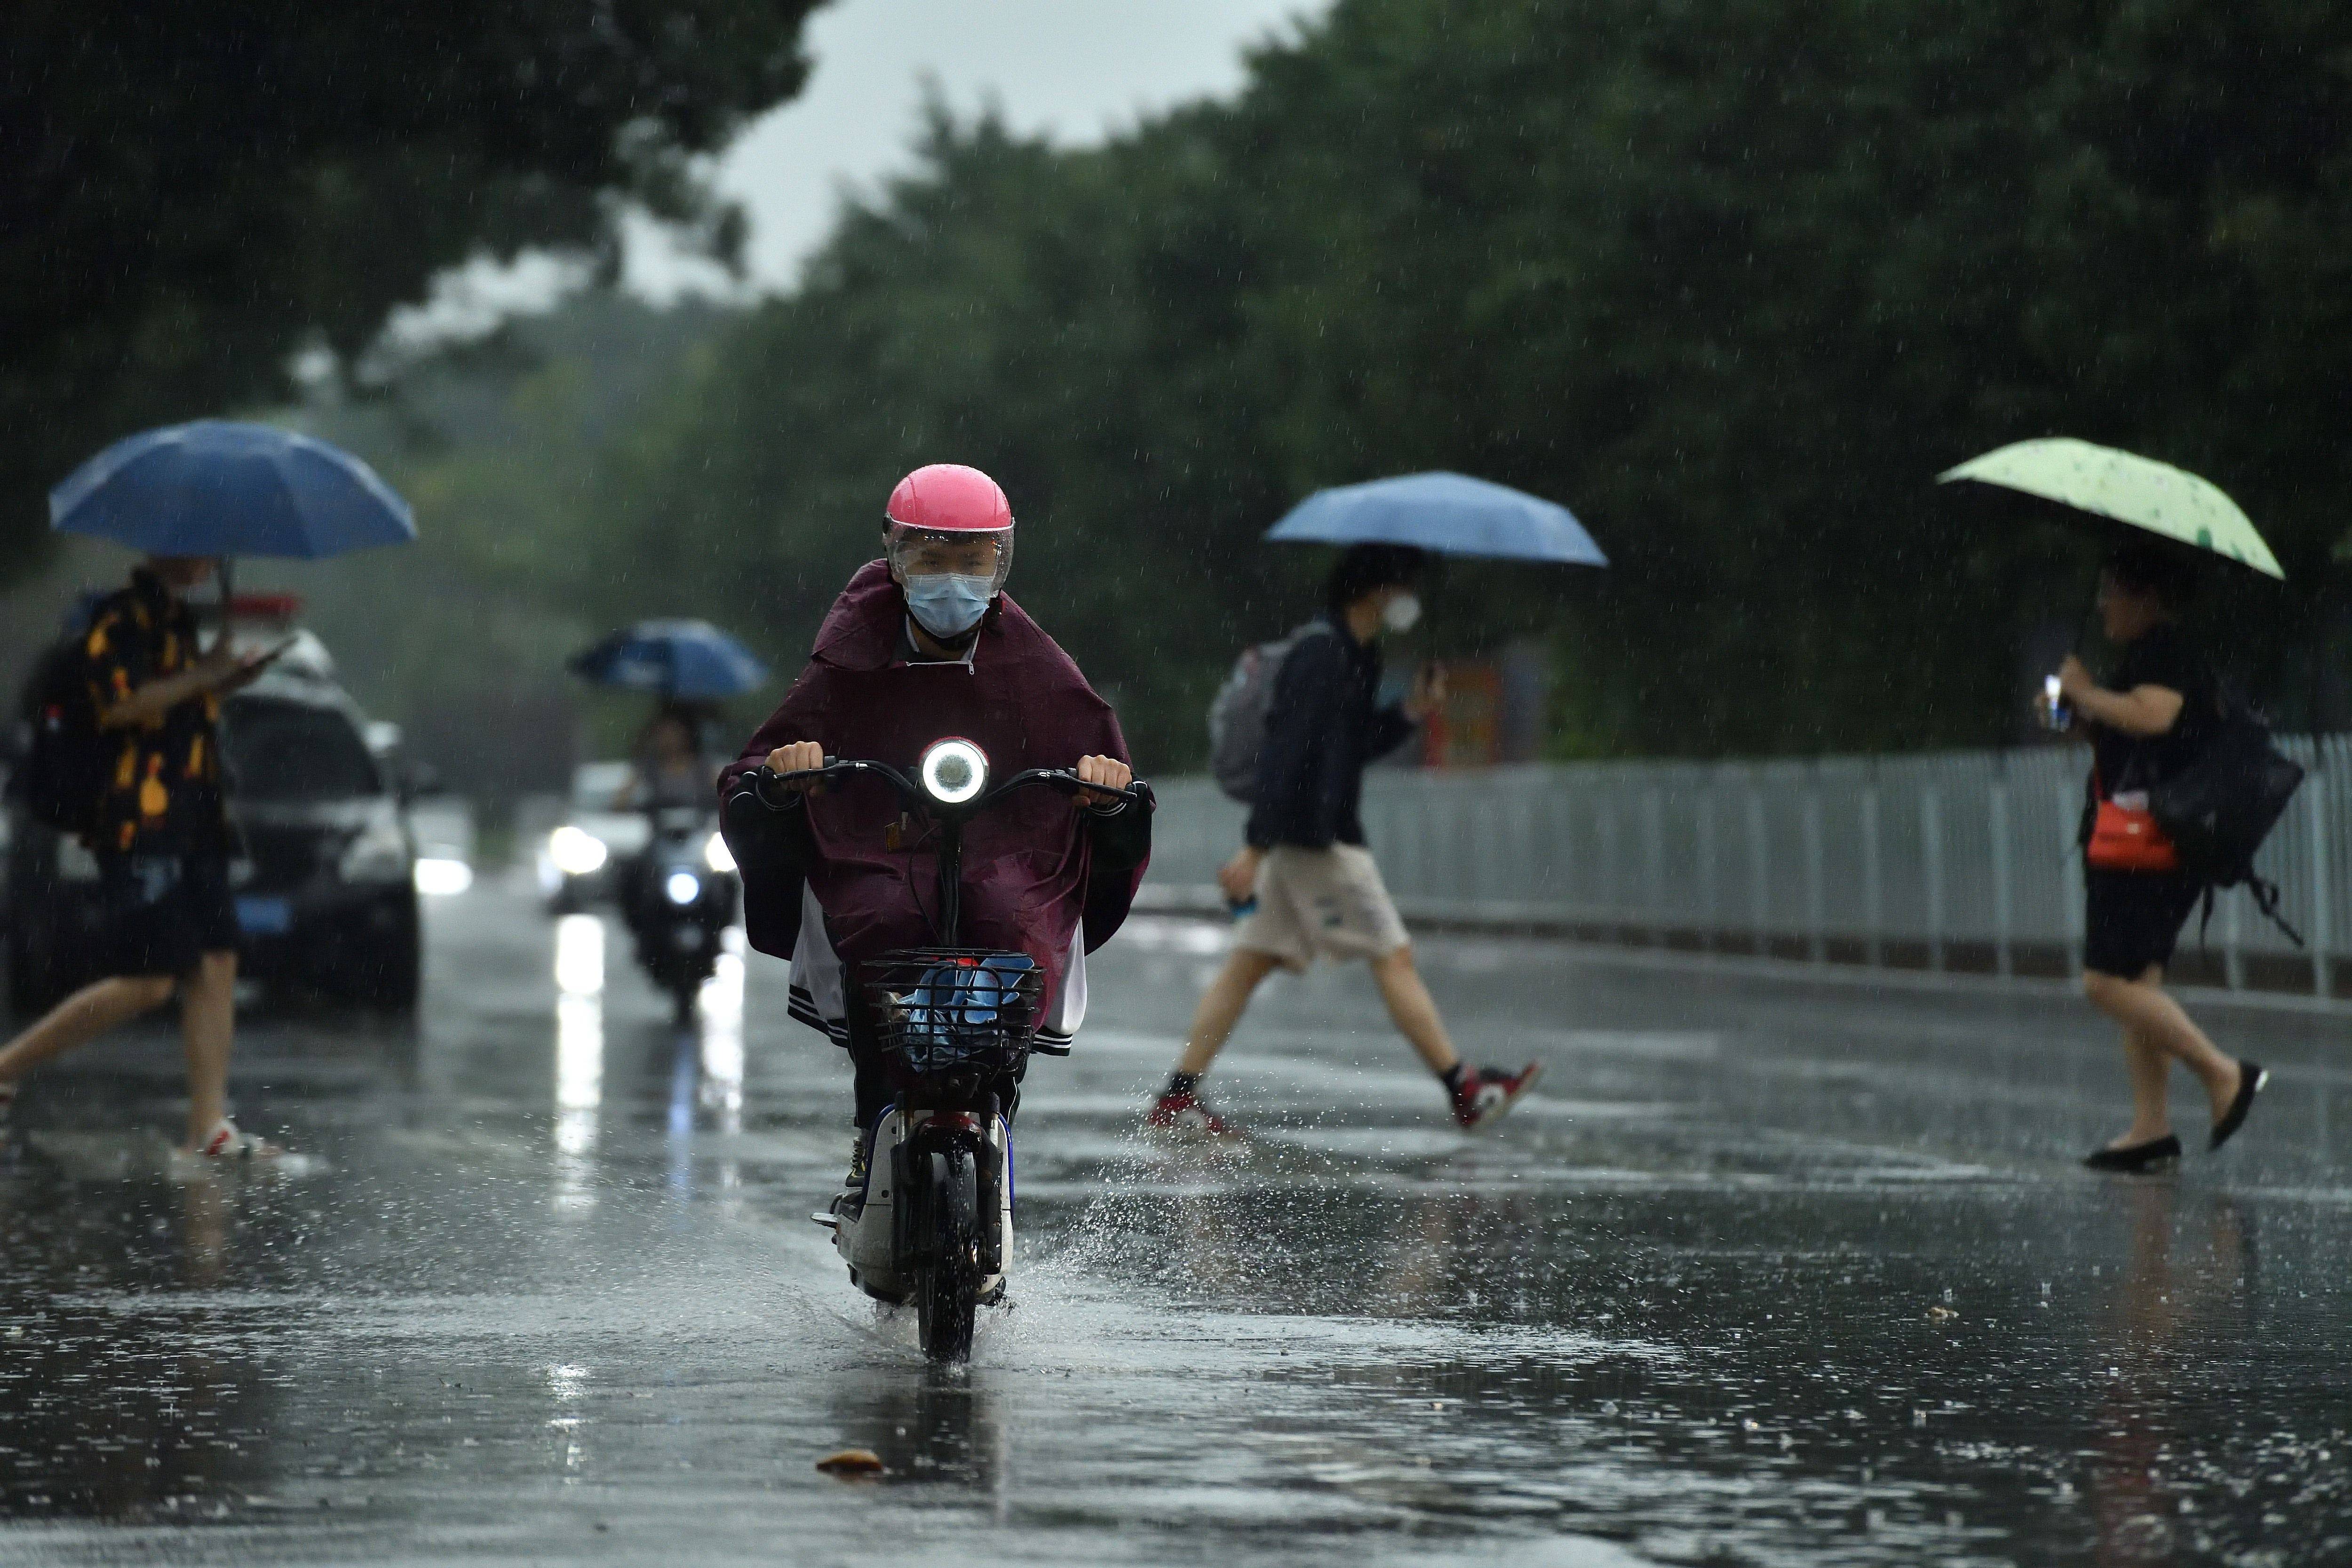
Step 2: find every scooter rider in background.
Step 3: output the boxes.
[1149,543,1540,1137]
[718,464,1152,1208]
[613,705,714,812]
[614,703,737,1017]
[613,702,718,910]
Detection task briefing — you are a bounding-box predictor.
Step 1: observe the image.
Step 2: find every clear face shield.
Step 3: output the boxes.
[885,525,1013,592]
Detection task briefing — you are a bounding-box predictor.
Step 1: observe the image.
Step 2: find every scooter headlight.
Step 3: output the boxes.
[664,869,703,906]
[548,825,609,876]
[703,830,736,874]
[919,737,988,806]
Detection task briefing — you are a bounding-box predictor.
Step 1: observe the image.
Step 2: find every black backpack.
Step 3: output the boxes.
[2149,684,2305,944]
[8,633,108,836]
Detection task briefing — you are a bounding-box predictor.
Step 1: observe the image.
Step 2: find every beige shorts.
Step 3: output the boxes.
[1233,844,1411,969]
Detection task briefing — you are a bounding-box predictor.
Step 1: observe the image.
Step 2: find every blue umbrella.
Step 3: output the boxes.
[50,420,415,558]
[1264,471,1606,565]
[570,620,769,700]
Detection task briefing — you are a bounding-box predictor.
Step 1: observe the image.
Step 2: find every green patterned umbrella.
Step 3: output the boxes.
[1939,437,2282,580]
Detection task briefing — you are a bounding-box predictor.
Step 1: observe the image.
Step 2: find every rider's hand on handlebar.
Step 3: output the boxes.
[764,740,827,793]
[1074,754,1132,807]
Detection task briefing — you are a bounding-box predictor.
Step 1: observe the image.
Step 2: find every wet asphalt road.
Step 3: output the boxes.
[0,882,2347,1566]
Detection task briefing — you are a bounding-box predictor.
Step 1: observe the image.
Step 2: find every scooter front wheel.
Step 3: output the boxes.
[915,1146,980,1362]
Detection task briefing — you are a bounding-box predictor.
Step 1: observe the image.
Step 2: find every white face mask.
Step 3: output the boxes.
[1381,591,1422,634]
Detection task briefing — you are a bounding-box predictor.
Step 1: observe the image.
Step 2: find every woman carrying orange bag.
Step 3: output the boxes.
[2045,544,2266,1172]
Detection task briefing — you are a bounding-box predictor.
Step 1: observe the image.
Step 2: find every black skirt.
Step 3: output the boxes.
[2083,867,2205,979]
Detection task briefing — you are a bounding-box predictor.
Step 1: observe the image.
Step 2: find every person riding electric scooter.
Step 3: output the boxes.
[718,464,1151,1356]
[615,706,738,1019]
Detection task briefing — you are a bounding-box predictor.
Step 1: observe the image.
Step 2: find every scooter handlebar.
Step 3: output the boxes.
[984,767,1154,812]
[749,757,1151,814]
[750,756,915,812]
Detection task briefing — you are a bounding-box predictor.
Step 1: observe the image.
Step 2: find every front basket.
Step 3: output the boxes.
[858,948,1044,1077]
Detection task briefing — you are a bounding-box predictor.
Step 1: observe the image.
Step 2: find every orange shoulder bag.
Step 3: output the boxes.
[2085,769,2179,873]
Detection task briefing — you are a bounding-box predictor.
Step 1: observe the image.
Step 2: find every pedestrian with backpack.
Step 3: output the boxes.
[1148,543,1540,1136]
[2045,543,2268,1172]
[0,555,287,1157]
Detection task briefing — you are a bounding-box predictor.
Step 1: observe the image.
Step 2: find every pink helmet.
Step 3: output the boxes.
[885,464,1013,533]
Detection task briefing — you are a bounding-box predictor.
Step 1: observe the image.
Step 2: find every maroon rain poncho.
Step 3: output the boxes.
[719,561,1145,1025]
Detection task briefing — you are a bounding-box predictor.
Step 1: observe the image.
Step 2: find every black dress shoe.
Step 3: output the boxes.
[2083,1133,2182,1172]
[2209,1061,2270,1152]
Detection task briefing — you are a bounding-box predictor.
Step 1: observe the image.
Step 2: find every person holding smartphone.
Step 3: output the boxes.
[1148,544,1540,1137]
[0,555,287,1157]
[2044,542,2266,1172]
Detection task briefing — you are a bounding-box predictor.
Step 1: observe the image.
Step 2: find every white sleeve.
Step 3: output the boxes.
[785,883,849,1044]
[1036,924,1086,1051]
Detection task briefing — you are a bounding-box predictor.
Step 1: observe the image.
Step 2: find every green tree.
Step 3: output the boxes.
[1,0,821,583]
[488,0,2352,766]
[271,294,733,801]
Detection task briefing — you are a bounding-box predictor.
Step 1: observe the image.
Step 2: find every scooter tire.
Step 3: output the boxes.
[915,1147,980,1362]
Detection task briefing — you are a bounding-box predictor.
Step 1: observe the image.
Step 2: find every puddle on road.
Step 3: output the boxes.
[0,891,2347,1565]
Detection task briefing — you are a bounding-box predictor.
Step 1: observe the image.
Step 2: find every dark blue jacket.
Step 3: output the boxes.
[1244,619,1416,851]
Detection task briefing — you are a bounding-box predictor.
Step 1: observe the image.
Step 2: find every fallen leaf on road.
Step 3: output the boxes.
[816,1449,884,1477]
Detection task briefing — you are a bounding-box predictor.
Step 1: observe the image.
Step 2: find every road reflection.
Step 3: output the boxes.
[2090,1180,2251,1567]
[827,1368,1008,1511]
[544,1360,593,1484]
[553,914,604,1209]
[0,1173,277,1517]
[698,937,746,1138]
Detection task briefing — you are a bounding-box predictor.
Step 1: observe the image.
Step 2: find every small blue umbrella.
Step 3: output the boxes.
[1265,471,1606,565]
[50,420,415,558]
[570,620,769,700]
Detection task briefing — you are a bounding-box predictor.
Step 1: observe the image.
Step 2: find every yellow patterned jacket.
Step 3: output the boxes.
[79,569,231,857]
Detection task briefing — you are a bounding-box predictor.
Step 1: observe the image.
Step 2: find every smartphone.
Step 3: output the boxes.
[2041,674,2070,731]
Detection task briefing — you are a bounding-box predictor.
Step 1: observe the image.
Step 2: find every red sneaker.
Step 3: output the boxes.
[1146,1090,1240,1138]
[189,1117,283,1160]
[1453,1063,1541,1130]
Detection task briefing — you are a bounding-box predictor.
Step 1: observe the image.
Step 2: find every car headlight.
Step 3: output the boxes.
[704,831,735,874]
[664,869,703,906]
[339,808,411,883]
[547,824,609,876]
[413,857,473,896]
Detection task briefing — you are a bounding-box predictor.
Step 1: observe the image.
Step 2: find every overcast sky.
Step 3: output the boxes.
[393,0,1327,339]
[630,0,1332,298]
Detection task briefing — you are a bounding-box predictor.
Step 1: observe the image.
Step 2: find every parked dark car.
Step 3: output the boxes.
[5,631,426,1015]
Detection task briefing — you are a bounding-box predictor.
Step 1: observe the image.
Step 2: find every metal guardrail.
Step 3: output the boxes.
[1143,739,2352,999]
